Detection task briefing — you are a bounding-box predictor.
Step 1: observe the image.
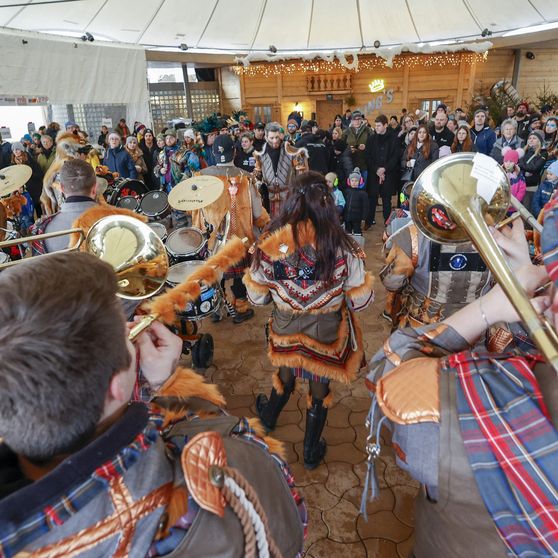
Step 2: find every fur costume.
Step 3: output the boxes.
[244,221,374,383]
[191,165,269,254]
[41,131,83,215]
[253,142,308,217]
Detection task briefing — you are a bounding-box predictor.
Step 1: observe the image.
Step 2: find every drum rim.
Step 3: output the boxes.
[166,260,207,286]
[147,222,168,240]
[165,227,207,257]
[115,195,140,209]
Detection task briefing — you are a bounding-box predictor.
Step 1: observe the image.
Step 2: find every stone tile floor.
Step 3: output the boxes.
[196,224,418,557]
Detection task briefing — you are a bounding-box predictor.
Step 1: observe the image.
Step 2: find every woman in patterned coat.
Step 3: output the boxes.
[244,171,374,469]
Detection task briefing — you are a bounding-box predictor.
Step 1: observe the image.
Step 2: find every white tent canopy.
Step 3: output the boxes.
[0,0,557,53]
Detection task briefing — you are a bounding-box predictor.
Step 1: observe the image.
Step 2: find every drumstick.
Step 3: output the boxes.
[128,236,248,341]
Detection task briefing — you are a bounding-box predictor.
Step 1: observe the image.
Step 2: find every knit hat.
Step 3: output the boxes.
[125,135,138,145]
[165,129,177,138]
[351,111,363,120]
[517,101,529,112]
[65,120,77,129]
[528,129,544,144]
[255,122,265,130]
[156,133,165,141]
[325,172,338,187]
[183,128,196,141]
[502,146,524,164]
[548,160,558,177]
[349,167,362,183]
[11,141,24,152]
[212,134,234,163]
[22,134,32,142]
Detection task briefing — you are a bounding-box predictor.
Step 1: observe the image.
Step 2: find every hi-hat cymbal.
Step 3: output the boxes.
[168,175,224,211]
[0,165,32,197]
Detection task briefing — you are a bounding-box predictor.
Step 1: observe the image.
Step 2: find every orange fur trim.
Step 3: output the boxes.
[345,271,375,302]
[263,436,286,461]
[272,370,284,394]
[157,367,226,407]
[386,244,415,277]
[247,417,267,438]
[242,270,270,296]
[306,393,312,409]
[322,391,334,408]
[143,237,246,325]
[257,221,319,260]
[159,486,188,538]
[253,210,270,230]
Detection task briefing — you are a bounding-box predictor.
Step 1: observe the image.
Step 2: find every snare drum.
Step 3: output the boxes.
[140,190,170,220]
[165,227,208,263]
[166,261,222,321]
[116,195,140,212]
[105,178,149,207]
[147,222,168,243]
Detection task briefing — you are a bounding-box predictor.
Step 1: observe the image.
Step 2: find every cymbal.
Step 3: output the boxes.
[0,165,32,197]
[168,175,224,211]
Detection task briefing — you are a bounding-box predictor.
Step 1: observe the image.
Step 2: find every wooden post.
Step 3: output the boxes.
[455,54,466,108]
[402,63,410,110]
[466,58,478,106]
[277,73,283,123]
[239,72,246,111]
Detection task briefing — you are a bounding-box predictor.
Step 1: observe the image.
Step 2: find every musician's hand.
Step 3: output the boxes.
[490,218,530,269]
[481,263,550,325]
[131,320,183,389]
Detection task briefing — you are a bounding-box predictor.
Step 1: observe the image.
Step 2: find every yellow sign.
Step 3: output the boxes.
[368,79,385,93]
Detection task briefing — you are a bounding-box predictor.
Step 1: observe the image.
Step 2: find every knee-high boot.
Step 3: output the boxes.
[303,397,328,470]
[256,373,295,432]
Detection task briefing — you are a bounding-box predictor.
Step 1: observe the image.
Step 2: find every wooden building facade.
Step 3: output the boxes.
[222,47,558,128]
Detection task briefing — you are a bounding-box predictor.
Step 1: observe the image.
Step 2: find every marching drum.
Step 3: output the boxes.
[165,227,208,263]
[166,260,222,321]
[140,190,170,220]
[147,222,168,243]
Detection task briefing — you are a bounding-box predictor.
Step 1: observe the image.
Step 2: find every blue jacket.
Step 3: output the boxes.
[532,179,558,218]
[470,125,496,156]
[103,146,137,179]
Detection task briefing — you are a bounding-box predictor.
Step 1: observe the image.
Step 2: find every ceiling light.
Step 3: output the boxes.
[373,40,381,48]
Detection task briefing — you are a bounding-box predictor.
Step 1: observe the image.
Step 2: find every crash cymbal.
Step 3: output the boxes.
[0,165,32,197]
[168,175,224,211]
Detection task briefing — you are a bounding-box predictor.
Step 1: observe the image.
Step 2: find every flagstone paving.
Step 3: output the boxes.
[198,224,418,557]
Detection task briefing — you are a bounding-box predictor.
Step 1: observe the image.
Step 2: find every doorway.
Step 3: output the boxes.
[316,100,343,130]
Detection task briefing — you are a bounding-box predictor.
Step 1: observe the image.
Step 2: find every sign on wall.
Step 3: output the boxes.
[358,82,395,114]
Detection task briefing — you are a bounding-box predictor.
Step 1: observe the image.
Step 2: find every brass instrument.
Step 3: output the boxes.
[0,215,169,300]
[410,152,558,373]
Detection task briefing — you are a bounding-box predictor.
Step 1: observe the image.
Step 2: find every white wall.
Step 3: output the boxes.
[0,106,47,141]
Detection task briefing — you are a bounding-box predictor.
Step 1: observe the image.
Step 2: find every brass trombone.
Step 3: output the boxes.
[0,215,169,301]
[410,152,558,374]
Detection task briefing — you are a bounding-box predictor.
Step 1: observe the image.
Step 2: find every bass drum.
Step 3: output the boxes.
[105,178,149,207]
[140,190,170,220]
[165,227,208,263]
[166,261,222,321]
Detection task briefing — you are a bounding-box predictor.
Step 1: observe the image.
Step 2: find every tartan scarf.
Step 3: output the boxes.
[447,351,558,557]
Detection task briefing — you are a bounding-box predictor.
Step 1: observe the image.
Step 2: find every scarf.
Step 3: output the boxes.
[448,351,558,557]
[125,145,143,162]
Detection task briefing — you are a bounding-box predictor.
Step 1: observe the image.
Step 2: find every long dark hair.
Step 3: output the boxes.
[254,171,355,281]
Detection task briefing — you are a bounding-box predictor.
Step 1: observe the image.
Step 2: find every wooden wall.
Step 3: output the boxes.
[223,46,558,128]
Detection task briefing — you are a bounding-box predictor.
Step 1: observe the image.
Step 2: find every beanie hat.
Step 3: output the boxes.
[11,141,24,152]
[212,134,235,163]
[528,129,544,144]
[325,172,338,187]
[348,167,363,185]
[165,129,177,138]
[125,135,137,146]
[502,146,524,164]
[548,160,558,177]
[156,133,165,141]
[351,110,363,120]
[183,128,196,141]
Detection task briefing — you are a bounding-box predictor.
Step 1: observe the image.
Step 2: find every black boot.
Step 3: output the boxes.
[256,377,295,432]
[303,398,328,470]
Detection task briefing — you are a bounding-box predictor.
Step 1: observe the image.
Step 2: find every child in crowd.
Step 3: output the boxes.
[532,160,558,219]
[501,147,526,212]
[342,167,369,235]
[325,172,345,218]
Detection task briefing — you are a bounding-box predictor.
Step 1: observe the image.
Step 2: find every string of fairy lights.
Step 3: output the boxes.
[233,52,489,77]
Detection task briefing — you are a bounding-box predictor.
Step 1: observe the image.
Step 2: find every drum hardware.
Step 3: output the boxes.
[410,152,558,373]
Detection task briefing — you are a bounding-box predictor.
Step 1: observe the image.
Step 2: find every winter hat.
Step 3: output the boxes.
[183,128,196,141]
[351,110,364,120]
[528,129,544,144]
[11,141,24,152]
[65,120,77,129]
[156,133,165,141]
[502,146,524,164]
[349,167,363,184]
[548,160,558,177]
[517,101,529,113]
[22,134,32,143]
[125,136,138,146]
[212,134,234,163]
[165,129,177,138]
[325,172,338,187]
[415,109,428,123]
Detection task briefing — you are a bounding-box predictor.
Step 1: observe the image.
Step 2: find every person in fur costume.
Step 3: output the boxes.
[244,172,374,469]
[254,122,308,218]
[41,130,83,215]
[0,251,306,557]
[191,134,270,323]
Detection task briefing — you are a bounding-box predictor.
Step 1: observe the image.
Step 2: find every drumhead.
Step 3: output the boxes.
[167,260,205,286]
[166,227,205,257]
[116,196,140,211]
[147,222,168,240]
[140,190,169,216]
